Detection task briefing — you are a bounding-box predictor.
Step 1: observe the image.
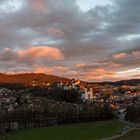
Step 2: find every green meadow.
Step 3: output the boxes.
[4,120,125,140]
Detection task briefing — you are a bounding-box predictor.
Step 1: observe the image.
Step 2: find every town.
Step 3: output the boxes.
[0,78,140,122]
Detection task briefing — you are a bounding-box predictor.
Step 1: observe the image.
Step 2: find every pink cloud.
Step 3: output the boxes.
[34,66,53,74]
[65,68,118,82]
[34,65,69,75]
[108,61,121,67]
[29,0,46,12]
[48,28,64,38]
[18,46,64,61]
[81,70,120,81]
[87,68,115,77]
[132,51,140,58]
[76,63,86,68]
[113,51,140,59]
[113,53,129,59]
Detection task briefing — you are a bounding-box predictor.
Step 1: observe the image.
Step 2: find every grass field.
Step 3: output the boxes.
[113,129,140,140]
[4,120,125,140]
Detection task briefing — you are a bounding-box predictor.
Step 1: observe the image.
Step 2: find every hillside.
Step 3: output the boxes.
[0,73,70,86]
[0,73,139,87]
[91,79,140,86]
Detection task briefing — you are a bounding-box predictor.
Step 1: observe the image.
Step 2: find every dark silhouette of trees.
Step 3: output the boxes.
[125,103,140,122]
[29,87,81,103]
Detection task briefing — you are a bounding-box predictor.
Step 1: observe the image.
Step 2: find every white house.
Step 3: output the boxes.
[82,88,93,101]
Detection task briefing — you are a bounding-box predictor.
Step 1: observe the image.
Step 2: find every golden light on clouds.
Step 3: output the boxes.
[0,0,139,81]
[29,0,46,12]
[18,46,64,60]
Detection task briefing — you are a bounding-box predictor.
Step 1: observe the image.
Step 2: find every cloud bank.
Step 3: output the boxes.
[0,0,139,81]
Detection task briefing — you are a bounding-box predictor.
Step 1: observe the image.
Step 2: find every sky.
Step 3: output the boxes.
[0,0,140,82]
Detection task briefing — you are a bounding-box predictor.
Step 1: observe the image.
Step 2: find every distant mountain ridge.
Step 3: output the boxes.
[0,73,70,86]
[91,79,140,86]
[0,73,139,86]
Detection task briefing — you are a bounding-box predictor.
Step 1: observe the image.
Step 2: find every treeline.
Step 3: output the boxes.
[29,87,82,103]
[92,79,140,86]
[0,101,113,135]
[0,83,25,90]
[125,102,140,122]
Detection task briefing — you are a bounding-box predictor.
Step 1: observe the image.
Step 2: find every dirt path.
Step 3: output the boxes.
[100,120,136,140]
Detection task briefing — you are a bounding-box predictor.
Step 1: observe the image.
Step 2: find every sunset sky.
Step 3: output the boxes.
[0,0,140,82]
